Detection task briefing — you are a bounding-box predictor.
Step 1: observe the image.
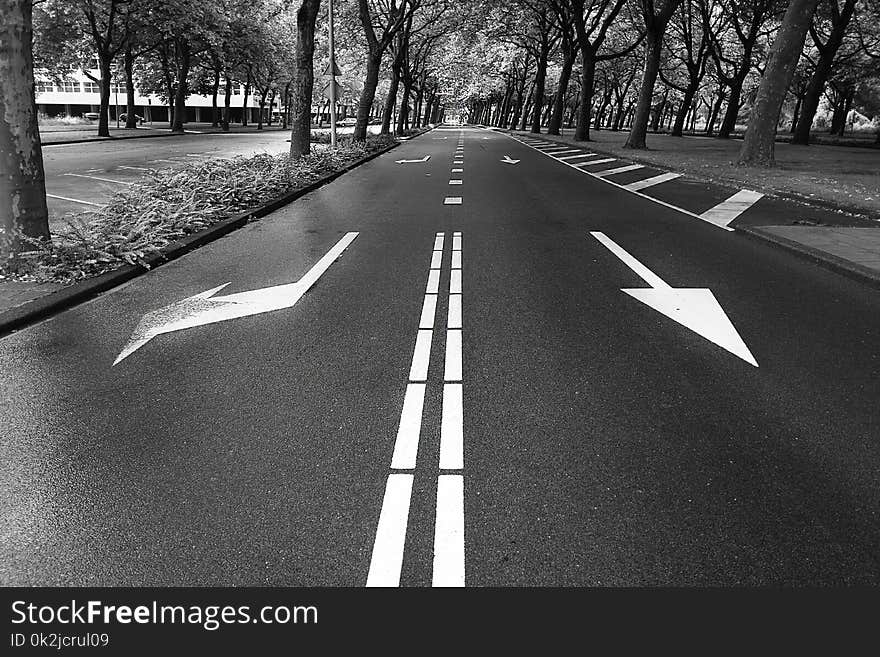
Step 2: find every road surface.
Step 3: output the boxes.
[2,126,878,586]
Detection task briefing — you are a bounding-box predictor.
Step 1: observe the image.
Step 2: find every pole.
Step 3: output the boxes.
[114,63,119,129]
[328,0,337,148]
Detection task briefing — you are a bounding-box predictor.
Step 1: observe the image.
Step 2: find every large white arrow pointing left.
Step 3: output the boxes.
[590,231,757,367]
[113,232,359,366]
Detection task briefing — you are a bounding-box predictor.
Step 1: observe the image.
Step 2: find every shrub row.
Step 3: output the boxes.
[2,135,395,284]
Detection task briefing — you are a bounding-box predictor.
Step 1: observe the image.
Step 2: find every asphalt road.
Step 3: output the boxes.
[2,126,878,586]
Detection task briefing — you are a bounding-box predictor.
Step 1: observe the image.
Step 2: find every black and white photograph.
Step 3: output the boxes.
[1,0,879,648]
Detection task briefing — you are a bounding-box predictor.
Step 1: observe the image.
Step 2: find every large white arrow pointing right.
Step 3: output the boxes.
[590,231,757,367]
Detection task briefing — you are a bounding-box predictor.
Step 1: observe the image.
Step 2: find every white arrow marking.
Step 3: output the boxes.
[395,155,431,164]
[113,232,359,365]
[590,231,757,367]
[500,155,520,165]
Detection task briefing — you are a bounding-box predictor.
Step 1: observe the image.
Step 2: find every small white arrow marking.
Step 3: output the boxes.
[396,155,431,164]
[590,231,757,367]
[113,232,359,365]
[501,155,520,165]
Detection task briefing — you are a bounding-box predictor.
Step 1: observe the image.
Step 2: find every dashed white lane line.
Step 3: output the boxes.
[699,189,764,228]
[434,234,445,250]
[451,251,461,268]
[62,173,133,185]
[432,474,465,587]
[447,295,462,329]
[439,383,463,467]
[45,193,103,207]
[366,474,414,587]
[444,330,462,381]
[575,158,616,167]
[558,153,596,161]
[452,234,461,250]
[451,168,463,173]
[426,269,440,293]
[118,165,151,171]
[419,295,437,328]
[547,149,581,155]
[623,172,682,191]
[449,180,463,185]
[595,164,644,177]
[391,384,427,469]
[409,331,433,382]
[444,197,462,205]
[450,269,462,293]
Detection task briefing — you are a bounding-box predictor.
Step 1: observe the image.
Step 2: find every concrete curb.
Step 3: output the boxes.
[738,225,880,290]
[0,139,401,338]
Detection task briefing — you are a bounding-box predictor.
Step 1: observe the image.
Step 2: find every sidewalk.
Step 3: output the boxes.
[509,127,880,288]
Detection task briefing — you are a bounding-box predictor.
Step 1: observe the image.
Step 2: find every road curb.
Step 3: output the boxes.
[738,225,880,290]
[0,139,400,338]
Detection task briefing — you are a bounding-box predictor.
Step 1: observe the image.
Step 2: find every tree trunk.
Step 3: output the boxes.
[241,78,250,126]
[624,29,663,149]
[97,55,112,137]
[222,77,232,131]
[738,0,822,166]
[290,0,320,157]
[530,49,548,134]
[1,0,50,258]
[124,43,137,129]
[717,68,748,139]
[354,52,381,142]
[548,51,576,135]
[211,68,220,127]
[171,40,190,135]
[397,79,411,133]
[671,83,698,136]
[382,50,403,134]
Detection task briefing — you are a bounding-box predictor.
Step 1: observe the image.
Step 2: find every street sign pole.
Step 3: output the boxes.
[328,0,337,149]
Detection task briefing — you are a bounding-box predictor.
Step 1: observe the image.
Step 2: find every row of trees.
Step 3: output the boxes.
[463,0,880,161]
[1,0,477,258]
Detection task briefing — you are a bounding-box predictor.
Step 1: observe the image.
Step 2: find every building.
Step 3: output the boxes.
[34,69,274,125]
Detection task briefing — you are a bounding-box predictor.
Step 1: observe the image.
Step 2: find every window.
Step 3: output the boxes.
[59,80,79,93]
[83,81,100,93]
[35,81,54,94]
[111,82,126,94]
[232,84,241,95]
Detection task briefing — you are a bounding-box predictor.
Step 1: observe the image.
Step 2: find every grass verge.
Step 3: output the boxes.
[2,135,395,285]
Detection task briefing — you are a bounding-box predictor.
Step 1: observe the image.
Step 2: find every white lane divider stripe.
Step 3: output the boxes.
[449,180,463,185]
[444,329,462,382]
[62,173,133,185]
[391,384,427,469]
[451,168,463,173]
[452,235,462,250]
[624,172,682,191]
[367,474,414,587]
[451,251,461,269]
[45,193,103,207]
[434,233,445,250]
[419,295,438,328]
[595,164,644,177]
[447,295,462,329]
[558,153,596,161]
[409,330,433,381]
[450,269,462,294]
[431,250,442,269]
[549,149,582,156]
[576,158,616,167]
[699,189,764,228]
[439,384,463,468]
[444,197,462,205]
[426,270,440,293]
[432,474,465,587]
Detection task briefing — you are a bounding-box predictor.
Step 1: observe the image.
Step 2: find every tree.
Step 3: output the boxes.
[624,0,683,149]
[290,0,321,157]
[792,0,858,144]
[1,0,50,260]
[353,0,419,142]
[738,0,823,165]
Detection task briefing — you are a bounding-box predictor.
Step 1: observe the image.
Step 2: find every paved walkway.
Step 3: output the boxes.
[755,226,880,274]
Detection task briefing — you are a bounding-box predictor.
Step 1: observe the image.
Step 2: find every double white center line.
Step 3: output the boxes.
[367,232,465,587]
